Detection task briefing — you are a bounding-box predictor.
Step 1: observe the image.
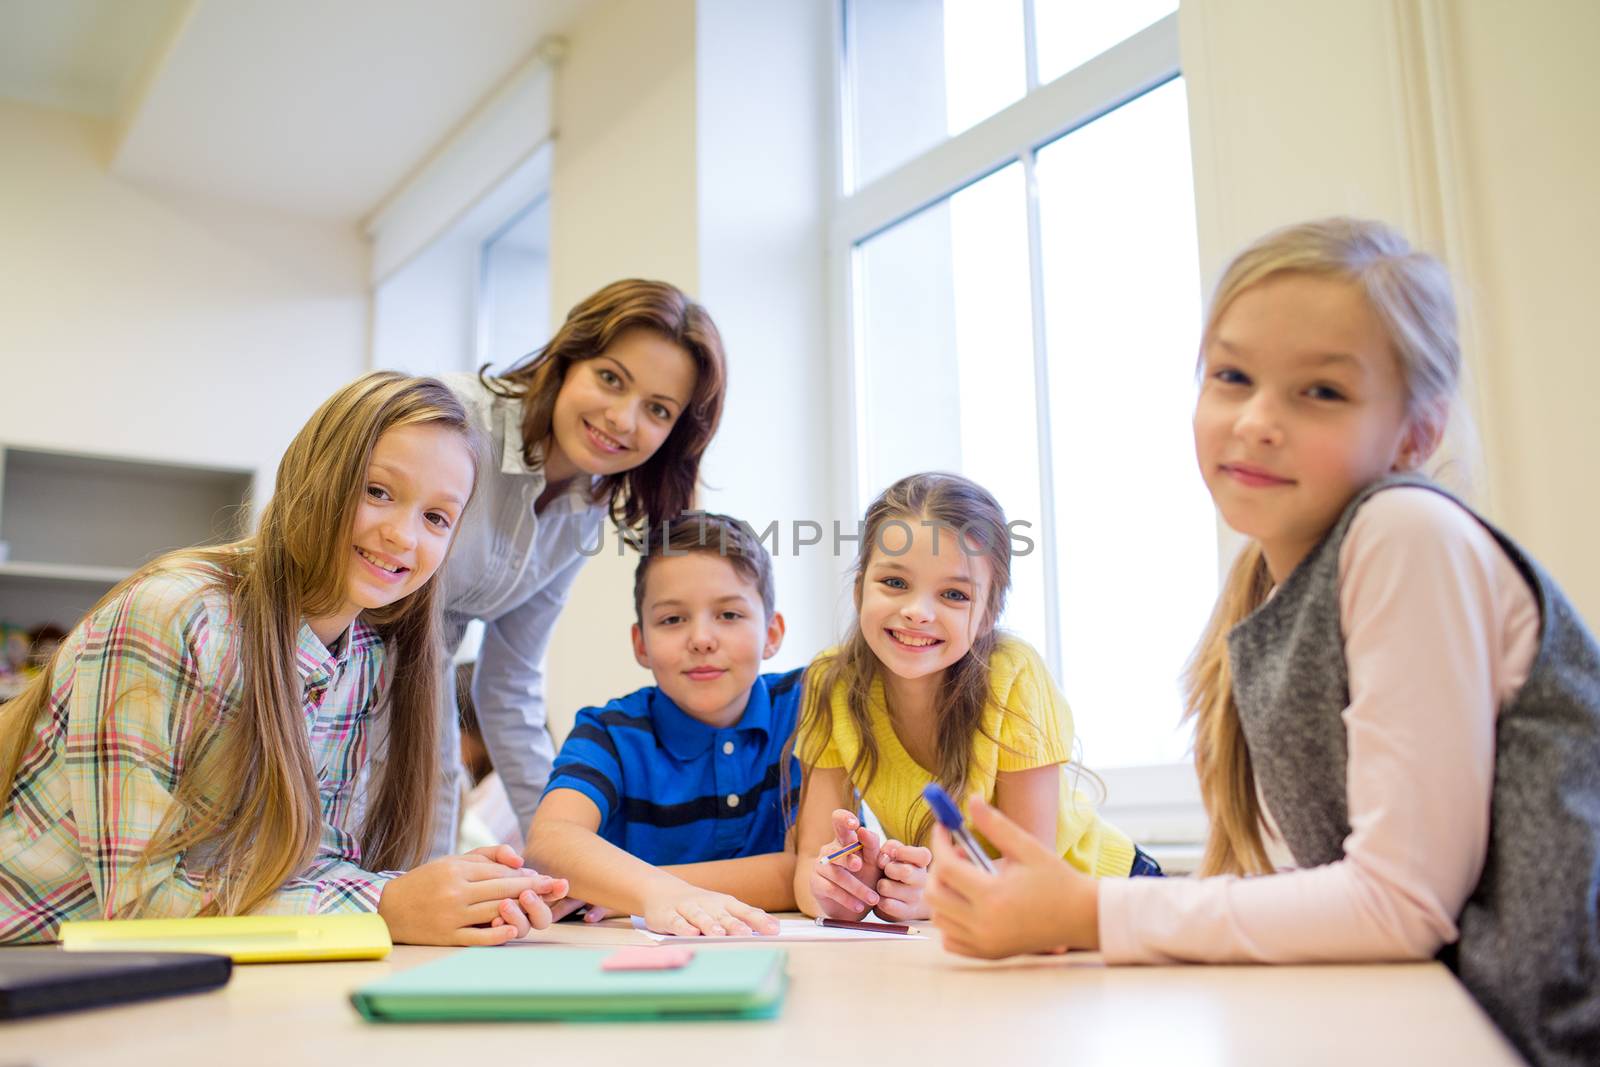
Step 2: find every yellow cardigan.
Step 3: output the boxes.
[800,636,1135,877]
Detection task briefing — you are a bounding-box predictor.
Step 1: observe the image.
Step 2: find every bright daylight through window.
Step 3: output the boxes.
[838,0,1211,801]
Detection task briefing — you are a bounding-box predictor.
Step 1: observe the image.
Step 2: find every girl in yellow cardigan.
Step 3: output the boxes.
[792,472,1150,923]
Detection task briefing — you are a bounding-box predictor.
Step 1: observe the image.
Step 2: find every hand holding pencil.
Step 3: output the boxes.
[809,809,884,919]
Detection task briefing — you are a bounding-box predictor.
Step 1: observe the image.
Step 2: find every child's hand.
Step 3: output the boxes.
[925,795,1097,958]
[809,808,884,919]
[461,845,568,937]
[538,899,616,925]
[545,895,589,923]
[378,846,566,946]
[871,839,933,922]
[641,887,779,937]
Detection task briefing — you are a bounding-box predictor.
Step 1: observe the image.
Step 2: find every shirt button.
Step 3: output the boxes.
[726,794,740,808]
[722,741,735,755]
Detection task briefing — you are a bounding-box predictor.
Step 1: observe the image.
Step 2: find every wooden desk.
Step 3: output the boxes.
[4,926,1520,1066]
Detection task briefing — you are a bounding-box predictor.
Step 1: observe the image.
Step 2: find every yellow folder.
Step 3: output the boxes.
[58,913,392,963]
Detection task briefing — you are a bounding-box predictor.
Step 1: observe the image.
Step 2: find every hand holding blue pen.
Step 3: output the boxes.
[925,793,1101,960]
[922,783,997,874]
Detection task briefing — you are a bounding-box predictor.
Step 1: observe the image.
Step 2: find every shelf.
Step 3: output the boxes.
[0,445,254,483]
[0,561,132,584]
[0,443,254,631]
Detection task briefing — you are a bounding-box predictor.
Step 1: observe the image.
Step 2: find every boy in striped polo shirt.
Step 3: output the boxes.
[526,513,801,937]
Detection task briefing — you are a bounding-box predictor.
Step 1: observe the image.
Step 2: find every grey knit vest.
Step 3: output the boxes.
[1227,475,1600,1066]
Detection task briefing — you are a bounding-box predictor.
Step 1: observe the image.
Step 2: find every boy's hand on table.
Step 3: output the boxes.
[642,887,778,937]
[809,808,884,919]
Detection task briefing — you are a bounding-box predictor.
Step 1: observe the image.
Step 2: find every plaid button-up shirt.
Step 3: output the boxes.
[1,561,397,943]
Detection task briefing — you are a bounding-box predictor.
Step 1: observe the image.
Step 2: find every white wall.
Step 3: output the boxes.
[1446,0,1600,618]
[370,230,479,380]
[546,0,699,306]
[540,0,701,744]
[1182,0,1600,623]
[536,0,838,747]
[0,99,369,481]
[694,0,835,672]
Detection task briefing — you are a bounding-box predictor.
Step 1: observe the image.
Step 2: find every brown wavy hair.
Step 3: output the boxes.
[0,372,479,918]
[483,279,727,533]
[1183,218,1461,876]
[793,473,1016,845]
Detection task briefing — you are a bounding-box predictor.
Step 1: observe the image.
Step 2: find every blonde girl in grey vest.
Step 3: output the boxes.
[925,218,1600,1066]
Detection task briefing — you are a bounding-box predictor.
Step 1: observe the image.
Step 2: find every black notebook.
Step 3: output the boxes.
[0,949,232,1020]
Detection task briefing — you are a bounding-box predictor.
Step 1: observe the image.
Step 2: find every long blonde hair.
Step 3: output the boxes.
[0,372,478,916]
[794,473,1015,845]
[1185,218,1462,875]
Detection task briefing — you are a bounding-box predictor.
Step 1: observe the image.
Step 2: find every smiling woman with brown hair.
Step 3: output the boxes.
[435,278,729,858]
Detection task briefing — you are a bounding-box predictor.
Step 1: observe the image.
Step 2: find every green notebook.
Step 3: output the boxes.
[349,947,788,1022]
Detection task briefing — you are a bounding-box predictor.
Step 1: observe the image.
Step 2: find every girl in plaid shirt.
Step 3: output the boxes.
[0,372,568,945]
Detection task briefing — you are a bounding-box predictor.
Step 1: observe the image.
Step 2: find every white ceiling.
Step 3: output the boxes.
[0,0,596,221]
[0,0,185,117]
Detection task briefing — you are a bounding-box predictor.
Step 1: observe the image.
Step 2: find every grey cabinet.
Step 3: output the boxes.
[0,445,254,668]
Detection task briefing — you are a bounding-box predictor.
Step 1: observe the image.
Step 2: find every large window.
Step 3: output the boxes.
[835,1,1210,838]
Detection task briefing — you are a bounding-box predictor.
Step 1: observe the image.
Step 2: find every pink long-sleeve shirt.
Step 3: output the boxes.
[1099,487,1541,963]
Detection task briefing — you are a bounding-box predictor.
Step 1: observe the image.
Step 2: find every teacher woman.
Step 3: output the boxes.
[432,279,727,854]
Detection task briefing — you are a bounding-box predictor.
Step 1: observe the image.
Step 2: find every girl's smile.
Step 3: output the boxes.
[858,522,990,688]
[885,628,945,650]
[354,544,410,581]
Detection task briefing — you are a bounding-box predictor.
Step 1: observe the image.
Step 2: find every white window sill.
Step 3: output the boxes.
[1142,841,1202,875]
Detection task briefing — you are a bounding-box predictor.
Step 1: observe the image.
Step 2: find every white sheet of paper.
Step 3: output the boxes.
[628,916,925,942]
[512,921,657,946]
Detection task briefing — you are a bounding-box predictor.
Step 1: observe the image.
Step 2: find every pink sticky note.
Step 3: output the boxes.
[601,947,695,972]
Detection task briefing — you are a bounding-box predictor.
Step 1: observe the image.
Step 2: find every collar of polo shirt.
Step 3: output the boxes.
[650,673,775,759]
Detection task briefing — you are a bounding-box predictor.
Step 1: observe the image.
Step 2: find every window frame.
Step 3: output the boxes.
[474,187,552,375]
[826,8,1205,844]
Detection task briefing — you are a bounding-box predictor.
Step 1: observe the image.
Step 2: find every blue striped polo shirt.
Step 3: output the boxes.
[543,667,805,864]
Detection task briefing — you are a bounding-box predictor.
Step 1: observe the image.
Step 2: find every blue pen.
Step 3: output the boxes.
[922,783,996,874]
